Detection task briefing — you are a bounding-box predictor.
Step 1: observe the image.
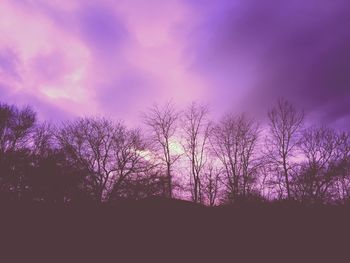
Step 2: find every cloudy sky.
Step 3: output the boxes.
[0,0,350,128]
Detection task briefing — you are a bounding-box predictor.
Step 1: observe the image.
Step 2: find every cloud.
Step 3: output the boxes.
[186,0,350,128]
[1,0,349,130]
[31,50,67,83]
[0,0,206,125]
[76,3,128,56]
[96,67,159,124]
[0,84,71,123]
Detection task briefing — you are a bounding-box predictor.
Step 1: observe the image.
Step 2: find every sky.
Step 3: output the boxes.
[0,0,350,129]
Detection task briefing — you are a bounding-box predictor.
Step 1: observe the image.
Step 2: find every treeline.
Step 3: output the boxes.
[0,99,349,205]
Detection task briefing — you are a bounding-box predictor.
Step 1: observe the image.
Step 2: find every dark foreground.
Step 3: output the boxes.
[0,199,349,263]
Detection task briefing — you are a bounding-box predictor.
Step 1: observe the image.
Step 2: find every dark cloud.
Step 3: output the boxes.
[77,4,128,55]
[187,0,350,129]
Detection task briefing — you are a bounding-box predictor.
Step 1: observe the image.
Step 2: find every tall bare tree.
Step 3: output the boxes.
[142,102,180,198]
[211,114,260,202]
[182,102,211,203]
[267,98,304,200]
[239,117,261,198]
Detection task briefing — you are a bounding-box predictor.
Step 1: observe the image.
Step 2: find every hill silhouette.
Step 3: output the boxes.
[0,198,349,262]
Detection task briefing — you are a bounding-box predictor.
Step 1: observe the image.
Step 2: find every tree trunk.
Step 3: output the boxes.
[283,161,291,200]
[167,163,172,198]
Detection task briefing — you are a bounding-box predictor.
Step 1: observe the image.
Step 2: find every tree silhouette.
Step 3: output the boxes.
[210,114,260,202]
[293,127,350,203]
[0,100,349,206]
[181,102,211,203]
[266,98,304,200]
[57,117,149,202]
[142,102,180,198]
[0,103,36,201]
[201,160,221,206]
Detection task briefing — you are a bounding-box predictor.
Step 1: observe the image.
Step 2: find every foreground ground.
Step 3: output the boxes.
[0,198,349,262]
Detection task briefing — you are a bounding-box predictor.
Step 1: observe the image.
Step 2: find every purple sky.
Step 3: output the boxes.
[0,0,350,129]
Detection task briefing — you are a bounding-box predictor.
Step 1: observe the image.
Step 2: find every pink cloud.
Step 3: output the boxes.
[0,0,209,126]
[2,0,349,130]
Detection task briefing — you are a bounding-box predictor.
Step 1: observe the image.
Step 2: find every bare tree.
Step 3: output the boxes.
[107,127,150,201]
[0,103,36,200]
[142,102,180,198]
[333,132,350,202]
[182,102,211,203]
[202,161,221,206]
[294,127,350,203]
[267,98,304,200]
[31,122,55,157]
[239,117,261,198]
[255,161,276,200]
[211,114,260,202]
[0,103,36,154]
[57,118,147,202]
